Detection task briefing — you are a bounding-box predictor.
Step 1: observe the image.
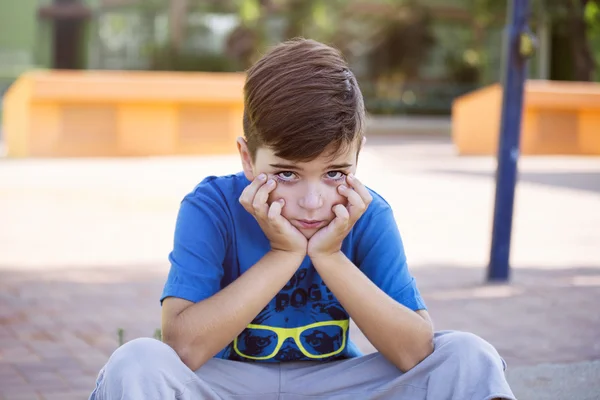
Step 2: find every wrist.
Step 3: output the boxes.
[268,249,306,265]
[310,251,345,269]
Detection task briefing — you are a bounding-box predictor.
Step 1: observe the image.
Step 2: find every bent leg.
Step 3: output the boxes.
[424,330,515,400]
[89,338,280,400]
[89,338,219,400]
[280,330,515,400]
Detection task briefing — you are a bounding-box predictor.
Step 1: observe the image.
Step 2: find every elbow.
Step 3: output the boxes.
[163,332,210,372]
[398,328,435,373]
[178,345,208,372]
[416,329,435,363]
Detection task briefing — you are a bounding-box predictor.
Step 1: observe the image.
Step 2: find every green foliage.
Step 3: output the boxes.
[445,49,481,84]
[585,1,600,79]
[469,0,506,28]
[282,0,345,40]
[116,328,163,347]
[117,328,125,347]
[586,0,600,26]
[149,45,241,72]
[238,0,261,25]
[364,1,437,81]
[474,0,599,81]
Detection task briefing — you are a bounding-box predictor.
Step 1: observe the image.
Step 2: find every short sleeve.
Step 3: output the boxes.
[353,205,426,311]
[160,182,230,304]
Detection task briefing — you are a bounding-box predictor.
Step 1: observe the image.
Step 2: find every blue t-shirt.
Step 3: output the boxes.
[161,172,426,363]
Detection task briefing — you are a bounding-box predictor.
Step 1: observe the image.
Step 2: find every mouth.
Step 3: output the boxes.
[296,219,324,229]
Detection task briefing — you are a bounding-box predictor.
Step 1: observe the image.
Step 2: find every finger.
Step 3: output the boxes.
[337,184,366,217]
[346,174,373,205]
[331,204,350,228]
[239,173,268,211]
[253,179,277,217]
[267,199,284,222]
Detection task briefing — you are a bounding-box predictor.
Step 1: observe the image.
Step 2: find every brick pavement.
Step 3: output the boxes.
[1,135,599,399]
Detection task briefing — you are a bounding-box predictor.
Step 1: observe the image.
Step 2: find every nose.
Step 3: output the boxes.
[298,185,323,210]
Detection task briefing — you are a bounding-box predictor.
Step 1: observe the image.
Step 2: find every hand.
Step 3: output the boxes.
[239,173,307,257]
[308,174,372,260]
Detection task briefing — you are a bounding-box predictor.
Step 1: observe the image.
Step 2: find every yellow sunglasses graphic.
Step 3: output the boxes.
[234,319,349,360]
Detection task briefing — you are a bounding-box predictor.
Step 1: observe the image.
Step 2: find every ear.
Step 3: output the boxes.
[236,137,255,181]
[361,136,367,147]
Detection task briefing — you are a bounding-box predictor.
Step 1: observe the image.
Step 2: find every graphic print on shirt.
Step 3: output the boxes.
[222,267,350,362]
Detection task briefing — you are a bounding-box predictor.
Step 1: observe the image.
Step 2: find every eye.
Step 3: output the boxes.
[275,171,297,182]
[326,171,346,180]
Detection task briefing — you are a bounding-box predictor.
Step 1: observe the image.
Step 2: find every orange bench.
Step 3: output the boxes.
[3,70,246,157]
[452,80,600,155]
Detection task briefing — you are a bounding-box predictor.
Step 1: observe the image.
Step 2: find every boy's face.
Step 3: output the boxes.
[238,138,362,239]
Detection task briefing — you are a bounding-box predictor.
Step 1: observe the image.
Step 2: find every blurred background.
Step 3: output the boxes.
[1,0,600,118]
[1,1,600,400]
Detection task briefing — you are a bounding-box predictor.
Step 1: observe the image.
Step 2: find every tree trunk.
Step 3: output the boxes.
[285,0,315,39]
[169,0,188,51]
[567,0,595,81]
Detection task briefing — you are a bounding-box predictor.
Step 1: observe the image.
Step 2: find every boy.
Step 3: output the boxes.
[89,38,515,400]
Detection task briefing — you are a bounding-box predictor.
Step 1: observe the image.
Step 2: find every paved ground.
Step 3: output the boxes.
[1,135,599,399]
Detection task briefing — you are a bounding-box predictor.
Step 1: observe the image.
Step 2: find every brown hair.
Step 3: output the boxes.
[243,38,365,162]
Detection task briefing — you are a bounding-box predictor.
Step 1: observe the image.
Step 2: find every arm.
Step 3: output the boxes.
[312,252,433,372]
[162,250,303,371]
[162,174,308,370]
[307,173,433,372]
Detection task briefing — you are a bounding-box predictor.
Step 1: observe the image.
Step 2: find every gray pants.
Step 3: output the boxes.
[89,330,516,400]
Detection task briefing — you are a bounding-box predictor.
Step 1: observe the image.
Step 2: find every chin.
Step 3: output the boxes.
[302,230,318,239]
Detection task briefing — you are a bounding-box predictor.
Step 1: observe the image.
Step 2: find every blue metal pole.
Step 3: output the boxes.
[487,0,534,282]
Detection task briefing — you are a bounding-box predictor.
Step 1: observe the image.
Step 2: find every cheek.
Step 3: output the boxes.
[269,186,296,219]
[324,185,347,206]
[267,185,294,210]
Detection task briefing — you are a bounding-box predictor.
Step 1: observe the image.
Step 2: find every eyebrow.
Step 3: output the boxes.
[268,163,353,170]
[269,163,302,170]
[327,163,353,170]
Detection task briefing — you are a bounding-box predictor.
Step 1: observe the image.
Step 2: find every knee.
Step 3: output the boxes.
[90,338,184,398]
[104,337,179,377]
[434,331,506,371]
